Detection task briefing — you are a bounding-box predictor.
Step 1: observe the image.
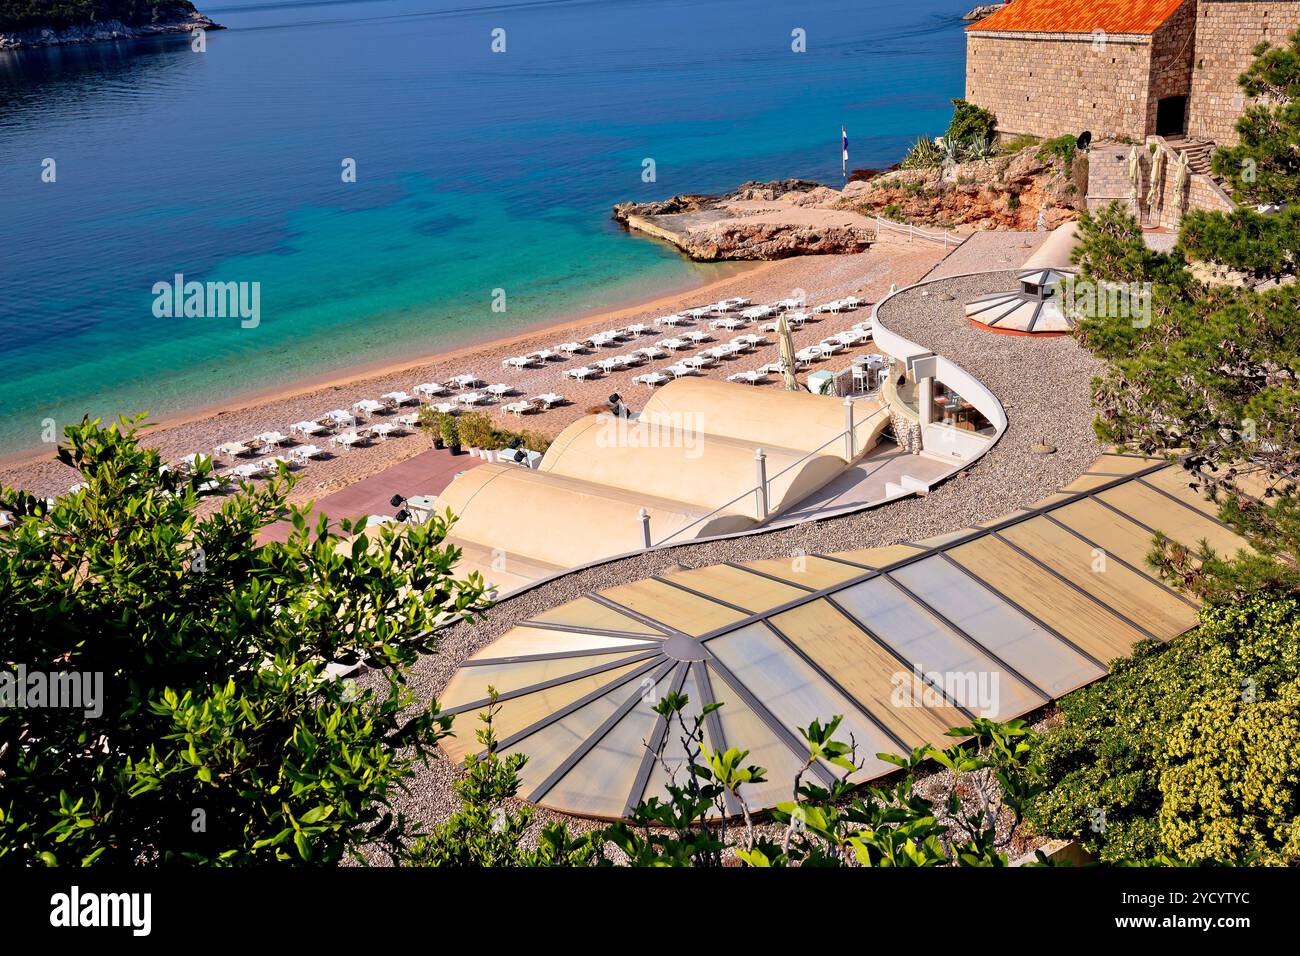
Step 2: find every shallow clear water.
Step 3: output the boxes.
[0,0,970,455]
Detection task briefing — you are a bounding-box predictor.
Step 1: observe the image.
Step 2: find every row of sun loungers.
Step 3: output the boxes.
[174,297,872,476]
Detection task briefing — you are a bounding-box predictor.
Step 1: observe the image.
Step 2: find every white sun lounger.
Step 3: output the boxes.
[486,383,515,397]
[727,370,768,385]
[368,423,396,440]
[352,399,385,417]
[289,420,326,436]
[634,372,669,387]
[532,393,566,408]
[253,431,289,447]
[531,349,558,362]
[289,444,324,462]
[394,412,420,428]
[447,374,482,389]
[683,306,715,320]
[557,341,585,355]
[331,431,363,449]
[502,355,539,369]
[456,392,487,405]
[773,297,804,310]
[323,409,357,427]
[214,441,250,458]
[381,391,416,406]
[635,346,666,360]
[503,400,536,417]
[623,324,649,336]
[431,402,458,415]
[228,463,262,480]
[414,382,448,399]
[741,305,776,320]
[564,366,599,380]
[656,313,688,326]
[657,337,689,351]
[664,363,695,378]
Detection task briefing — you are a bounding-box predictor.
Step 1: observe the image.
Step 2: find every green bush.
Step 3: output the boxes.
[0,416,491,865]
[1036,134,1078,174]
[945,98,998,147]
[1028,592,1300,865]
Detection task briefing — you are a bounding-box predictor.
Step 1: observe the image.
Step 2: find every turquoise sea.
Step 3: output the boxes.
[0,0,971,456]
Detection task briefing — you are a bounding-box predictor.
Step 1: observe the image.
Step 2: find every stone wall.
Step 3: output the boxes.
[966,32,1155,141]
[1147,0,1200,134]
[1086,141,1237,229]
[1187,0,1300,144]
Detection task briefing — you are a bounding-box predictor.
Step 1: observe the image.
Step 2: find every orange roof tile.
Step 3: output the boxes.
[967,0,1188,36]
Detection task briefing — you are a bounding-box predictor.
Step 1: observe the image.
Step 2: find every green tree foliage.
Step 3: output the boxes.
[1071,204,1300,599]
[1212,29,1300,206]
[0,1,197,32]
[0,416,491,865]
[1180,206,1299,282]
[1028,593,1300,865]
[945,98,998,147]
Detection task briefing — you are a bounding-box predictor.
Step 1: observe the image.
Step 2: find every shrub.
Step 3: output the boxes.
[455,411,494,450]
[0,416,491,865]
[1028,592,1300,865]
[945,98,997,147]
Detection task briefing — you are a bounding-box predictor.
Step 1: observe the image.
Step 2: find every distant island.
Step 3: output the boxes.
[0,1,221,49]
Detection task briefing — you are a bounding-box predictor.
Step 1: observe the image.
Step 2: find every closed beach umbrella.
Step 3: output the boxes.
[1128,145,1141,210]
[776,313,800,392]
[1147,146,1165,209]
[1174,151,1191,213]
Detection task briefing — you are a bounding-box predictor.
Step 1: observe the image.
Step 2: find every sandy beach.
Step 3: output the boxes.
[1,235,946,508]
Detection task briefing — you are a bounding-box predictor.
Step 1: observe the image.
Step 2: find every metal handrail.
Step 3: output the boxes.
[648,402,879,548]
[873,215,964,249]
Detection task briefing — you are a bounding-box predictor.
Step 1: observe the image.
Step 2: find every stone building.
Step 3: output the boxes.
[965,0,1300,145]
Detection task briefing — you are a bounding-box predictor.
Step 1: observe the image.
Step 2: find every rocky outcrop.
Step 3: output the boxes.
[611,179,824,223]
[835,143,1085,231]
[1,10,222,49]
[665,222,874,261]
[614,179,874,261]
[963,4,1007,23]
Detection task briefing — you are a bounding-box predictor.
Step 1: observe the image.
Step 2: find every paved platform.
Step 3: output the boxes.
[258,448,484,544]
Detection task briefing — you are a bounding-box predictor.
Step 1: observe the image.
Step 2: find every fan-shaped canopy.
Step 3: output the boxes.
[439,455,1247,819]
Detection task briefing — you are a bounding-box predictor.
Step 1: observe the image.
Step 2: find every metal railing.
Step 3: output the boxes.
[647,398,878,548]
[873,215,964,250]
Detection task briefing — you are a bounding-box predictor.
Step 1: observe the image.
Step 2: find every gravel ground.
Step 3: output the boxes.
[357,263,1108,860]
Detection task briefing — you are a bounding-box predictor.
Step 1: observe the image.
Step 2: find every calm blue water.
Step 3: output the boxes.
[0,0,970,456]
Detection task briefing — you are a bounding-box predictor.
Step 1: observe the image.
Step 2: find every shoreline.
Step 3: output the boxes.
[1,240,949,507]
[0,258,775,471]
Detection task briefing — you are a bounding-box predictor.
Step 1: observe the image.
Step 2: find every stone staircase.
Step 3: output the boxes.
[1167,137,1216,176]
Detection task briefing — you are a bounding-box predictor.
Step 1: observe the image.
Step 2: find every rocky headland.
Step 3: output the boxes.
[0,2,221,49]
[612,180,877,261]
[613,144,1084,261]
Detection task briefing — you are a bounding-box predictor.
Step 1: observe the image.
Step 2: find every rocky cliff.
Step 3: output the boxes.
[834,143,1086,231]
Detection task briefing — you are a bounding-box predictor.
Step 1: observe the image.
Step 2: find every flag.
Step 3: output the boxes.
[841,126,848,177]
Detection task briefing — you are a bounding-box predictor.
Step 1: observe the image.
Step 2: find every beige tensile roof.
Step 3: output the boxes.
[439,452,1252,819]
[437,379,890,593]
